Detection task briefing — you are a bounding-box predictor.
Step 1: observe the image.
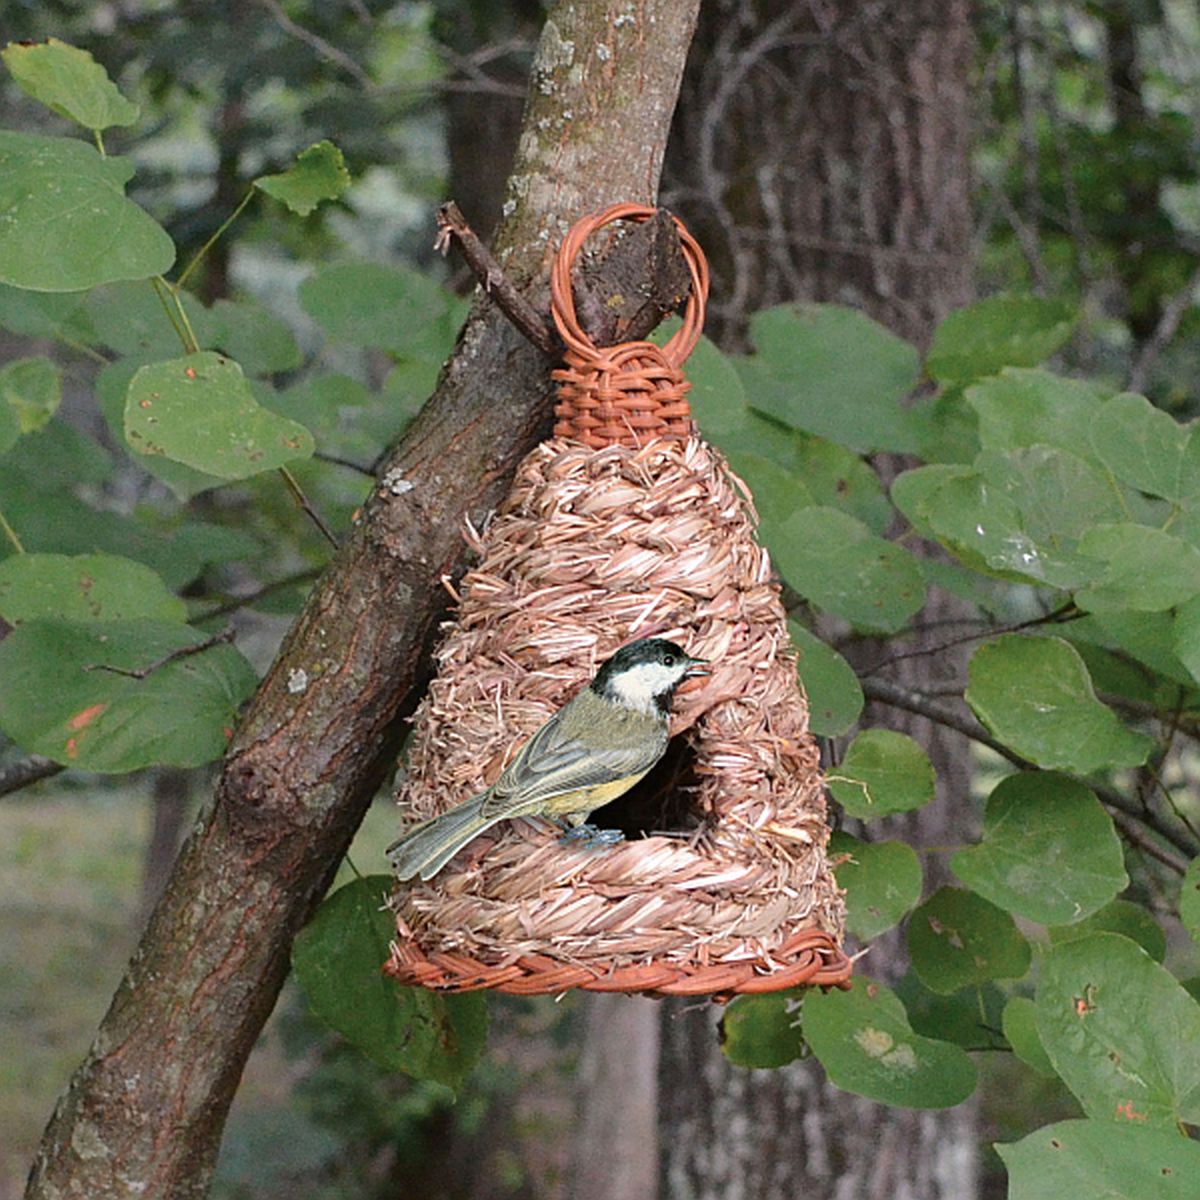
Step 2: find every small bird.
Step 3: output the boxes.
[388,637,707,881]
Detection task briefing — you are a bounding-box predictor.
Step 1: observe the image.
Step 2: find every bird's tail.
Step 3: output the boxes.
[386,792,506,882]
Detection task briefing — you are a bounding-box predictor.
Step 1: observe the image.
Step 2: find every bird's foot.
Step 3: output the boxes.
[558,822,624,850]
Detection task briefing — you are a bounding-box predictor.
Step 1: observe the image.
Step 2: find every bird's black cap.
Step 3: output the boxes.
[590,638,703,698]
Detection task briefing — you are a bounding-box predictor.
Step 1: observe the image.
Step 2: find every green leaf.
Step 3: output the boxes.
[789,622,862,737]
[907,886,1031,994]
[830,832,923,940]
[803,976,977,1108]
[0,553,185,624]
[895,973,1008,1051]
[0,357,62,450]
[1090,392,1194,503]
[674,330,749,437]
[2,39,139,131]
[927,295,1077,387]
[1002,997,1057,1078]
[998,1119,1200,1200]
[736,304,922,453]
[1048,900,1168,964]
[0,132,174,291]
[1173,596,1200,686]
[209,298,302,375]
[292,876,487,1091]
[96,358,225,500]
[965,635,1154,773]
[1036,933,1200,1126]
[255,140,351,216]
[720,989,805,1068]
[299,262,465,357]
[1183,858,1200,950]
[1075,524,1200,613]
[770,507,926,634]
[0,619,256,771]
[125,352,314,480]
[950,773,1127,925]
[730,452,815,554]
[0,283,95,341]
[827,729,935,820]
[967,368,1108,455]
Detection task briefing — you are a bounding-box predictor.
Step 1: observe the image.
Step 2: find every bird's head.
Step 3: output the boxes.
[590,638,708,716]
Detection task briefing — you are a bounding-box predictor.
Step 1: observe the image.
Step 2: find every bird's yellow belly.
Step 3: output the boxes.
[545,770,651,823]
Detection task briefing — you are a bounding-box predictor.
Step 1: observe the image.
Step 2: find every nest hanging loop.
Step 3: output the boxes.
[550,203,708,448]
[386,203,851,999]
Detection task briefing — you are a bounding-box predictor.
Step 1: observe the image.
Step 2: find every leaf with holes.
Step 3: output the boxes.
[292,875,487,1091]
[803,977,977,1108]
[0,619,256,771]
[0,553,185,624]
[125,352,313,479]
[827,729,935,819]
[255,140,350,217]
[830,832,922,941]
[2,38,139,130]
[950,773,1127,926]
[1036,933,1200,1127]
[0,132,174,291]
[998,1119,1200,1200]
[966,635,1153,773]
[907,886,1031,995]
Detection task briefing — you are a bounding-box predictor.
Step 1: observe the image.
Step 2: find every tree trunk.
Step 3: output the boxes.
[658,3,980,1196]
[25,4,700,1196]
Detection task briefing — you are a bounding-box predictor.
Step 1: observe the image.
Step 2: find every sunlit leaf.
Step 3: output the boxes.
[1035,933,1200,1126]
[0,132,174,291]
[2,38,139,131]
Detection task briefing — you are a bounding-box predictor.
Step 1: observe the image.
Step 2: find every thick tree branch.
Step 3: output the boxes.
[25,4,702,1197]
[0,754,63,799]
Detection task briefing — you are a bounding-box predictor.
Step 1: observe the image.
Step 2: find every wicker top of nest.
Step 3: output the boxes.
[387,436,848,996]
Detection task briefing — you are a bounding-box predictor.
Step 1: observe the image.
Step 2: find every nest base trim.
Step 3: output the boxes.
[386,925,852,1000]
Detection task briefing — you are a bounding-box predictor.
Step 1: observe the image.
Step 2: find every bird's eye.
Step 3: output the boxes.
[663,653,676,667]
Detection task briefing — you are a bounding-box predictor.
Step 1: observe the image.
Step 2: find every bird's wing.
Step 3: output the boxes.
[479,710,662,819]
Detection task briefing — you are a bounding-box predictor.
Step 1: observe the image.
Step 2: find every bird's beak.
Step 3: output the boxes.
[685,657,710,678]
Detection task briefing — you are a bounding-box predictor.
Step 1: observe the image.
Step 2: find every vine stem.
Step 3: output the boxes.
[0,506,25,554]
[175,189,256,291]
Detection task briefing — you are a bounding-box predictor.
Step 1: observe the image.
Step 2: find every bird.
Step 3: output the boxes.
[387,637,707,881]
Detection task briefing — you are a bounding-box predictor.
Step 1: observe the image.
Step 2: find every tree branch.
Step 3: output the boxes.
[860,676,1198,867]
[25,4,703,1197]
[0,754,63,800]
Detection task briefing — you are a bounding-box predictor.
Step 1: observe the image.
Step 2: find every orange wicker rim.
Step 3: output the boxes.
[551,203,710,449]
[386,926,852,1000]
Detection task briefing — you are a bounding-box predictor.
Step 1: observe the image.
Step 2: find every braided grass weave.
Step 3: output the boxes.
[386,206,850,998]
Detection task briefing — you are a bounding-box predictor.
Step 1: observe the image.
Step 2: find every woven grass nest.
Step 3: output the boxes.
[385,204,850,999]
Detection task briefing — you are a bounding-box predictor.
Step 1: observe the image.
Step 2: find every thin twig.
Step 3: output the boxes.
[1108,810,1189,876]
[861,601,1080,676]
[254,0,375,89]
[0,754,63,799]
[861,675,1199,862]
[85,627,236,680]
[1127,257,1200,394]
[0,506,24,555]
[192,569,322,622]
[313,450,375,476]
[278,465,339,548]
[435,201,559,356]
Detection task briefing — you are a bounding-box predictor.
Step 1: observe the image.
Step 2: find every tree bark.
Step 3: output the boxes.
[25,4,700,1196]
[658,3,980,1197]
